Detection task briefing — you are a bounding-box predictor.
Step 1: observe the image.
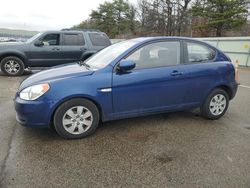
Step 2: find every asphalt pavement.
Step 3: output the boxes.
[0,68,250,188]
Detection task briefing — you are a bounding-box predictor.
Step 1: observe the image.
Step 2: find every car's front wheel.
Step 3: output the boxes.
[201,88,229,120]
[0,56,25,76]
[53,98,100,139]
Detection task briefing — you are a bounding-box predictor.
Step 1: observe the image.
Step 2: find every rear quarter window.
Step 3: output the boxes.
[88,33,111,46]
[185,42,216,63]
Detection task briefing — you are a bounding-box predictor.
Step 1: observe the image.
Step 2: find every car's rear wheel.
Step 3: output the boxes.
[53,98,100,139]
[201,88,229,120]
[0,56,25,76]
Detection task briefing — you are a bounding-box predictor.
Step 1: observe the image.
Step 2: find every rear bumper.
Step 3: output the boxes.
[230,82,238,100]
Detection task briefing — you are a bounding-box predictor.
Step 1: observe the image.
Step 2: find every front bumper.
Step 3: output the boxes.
[15,96,54,128]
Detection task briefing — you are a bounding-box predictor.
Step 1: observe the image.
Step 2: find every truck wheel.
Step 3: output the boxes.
[0,56,25,76]
[201,88,229,120]
[53,98,100,139]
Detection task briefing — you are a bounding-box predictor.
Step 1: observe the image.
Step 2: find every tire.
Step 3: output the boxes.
[0,56,25,76]
[201,88,229,120]
[53,98,100,139]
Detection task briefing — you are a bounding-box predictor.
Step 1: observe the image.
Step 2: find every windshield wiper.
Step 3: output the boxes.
[79,61,91,69]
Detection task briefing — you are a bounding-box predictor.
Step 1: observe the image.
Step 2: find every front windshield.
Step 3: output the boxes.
[84,40,137,70]
[26,33,42,43]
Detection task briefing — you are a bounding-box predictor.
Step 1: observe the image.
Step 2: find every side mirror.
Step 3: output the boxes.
[118,60,136,72]
[34,40,44,47]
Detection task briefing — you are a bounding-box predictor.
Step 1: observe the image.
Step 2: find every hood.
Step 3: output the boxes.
[0,42,26,51]
[19,63,94,91]
[0,42,24,46]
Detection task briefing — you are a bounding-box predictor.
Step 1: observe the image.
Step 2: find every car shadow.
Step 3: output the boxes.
[0,70,33,77]
[98,110,201,131]
[21,110,202,141]
[21,126,62,141]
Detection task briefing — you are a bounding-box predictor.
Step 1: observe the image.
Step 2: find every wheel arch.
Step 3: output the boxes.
[200,84,231,120]
[202,84,233,106]
[0,53,27,67]
[49,96,103,128]
[216,85,233,100]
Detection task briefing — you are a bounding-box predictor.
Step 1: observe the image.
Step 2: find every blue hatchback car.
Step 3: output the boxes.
[15,37,238,139]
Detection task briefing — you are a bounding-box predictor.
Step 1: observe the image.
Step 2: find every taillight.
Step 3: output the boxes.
[234,60,239,83]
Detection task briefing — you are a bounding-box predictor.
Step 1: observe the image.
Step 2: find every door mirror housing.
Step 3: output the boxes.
[118,60,136,72]
[34,40,44,47]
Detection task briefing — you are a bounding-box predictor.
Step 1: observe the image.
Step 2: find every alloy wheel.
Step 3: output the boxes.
[4,60,20,74]
[62,106,93,135]
[209,94,226,116]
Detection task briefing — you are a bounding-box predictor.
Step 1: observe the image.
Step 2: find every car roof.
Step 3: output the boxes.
[130,36,203,42]
[128,36,215,49]
[61,28,101,32]
[42,30,104,34]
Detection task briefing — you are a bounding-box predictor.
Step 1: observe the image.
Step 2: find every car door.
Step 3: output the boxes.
[112,40,188,117]
[61,33,87,63]
[182,40,219,104]
[27,33,63,67]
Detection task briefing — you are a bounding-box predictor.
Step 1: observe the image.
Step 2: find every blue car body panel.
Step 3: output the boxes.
[14,37,238,128]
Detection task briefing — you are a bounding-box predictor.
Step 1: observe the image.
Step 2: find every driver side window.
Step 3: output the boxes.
[125,41,180,69]
[40,34,60,46]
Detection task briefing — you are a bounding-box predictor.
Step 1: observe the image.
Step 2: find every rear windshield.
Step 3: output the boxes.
[88,33,111,46]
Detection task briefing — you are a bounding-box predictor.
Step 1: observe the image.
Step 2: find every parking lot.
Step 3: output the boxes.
[0,68,250,188]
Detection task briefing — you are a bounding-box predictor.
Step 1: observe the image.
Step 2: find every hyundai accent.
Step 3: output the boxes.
[15,37,238,139]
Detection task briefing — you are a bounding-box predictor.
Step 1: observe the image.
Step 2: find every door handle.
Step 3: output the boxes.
[80,47,87,51]
[171,70,183,76]
[52,47,60,51]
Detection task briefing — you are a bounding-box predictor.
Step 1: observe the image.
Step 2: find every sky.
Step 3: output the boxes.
[0,0,138,31]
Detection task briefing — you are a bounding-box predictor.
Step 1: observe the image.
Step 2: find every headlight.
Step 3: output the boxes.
[20,83,50,100]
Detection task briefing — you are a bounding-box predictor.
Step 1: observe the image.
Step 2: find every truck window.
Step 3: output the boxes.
[63,33,85,46]
[41,34,60,46]
[88,33,110,46]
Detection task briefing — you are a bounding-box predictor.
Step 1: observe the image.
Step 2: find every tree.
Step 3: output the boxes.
[176,0,193,35]
[72,0,249,38]
[72,19,96,29]
[89,0,136,37]
[90,2,116,37]
[136,0,193,36]
[192,0,249,36]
